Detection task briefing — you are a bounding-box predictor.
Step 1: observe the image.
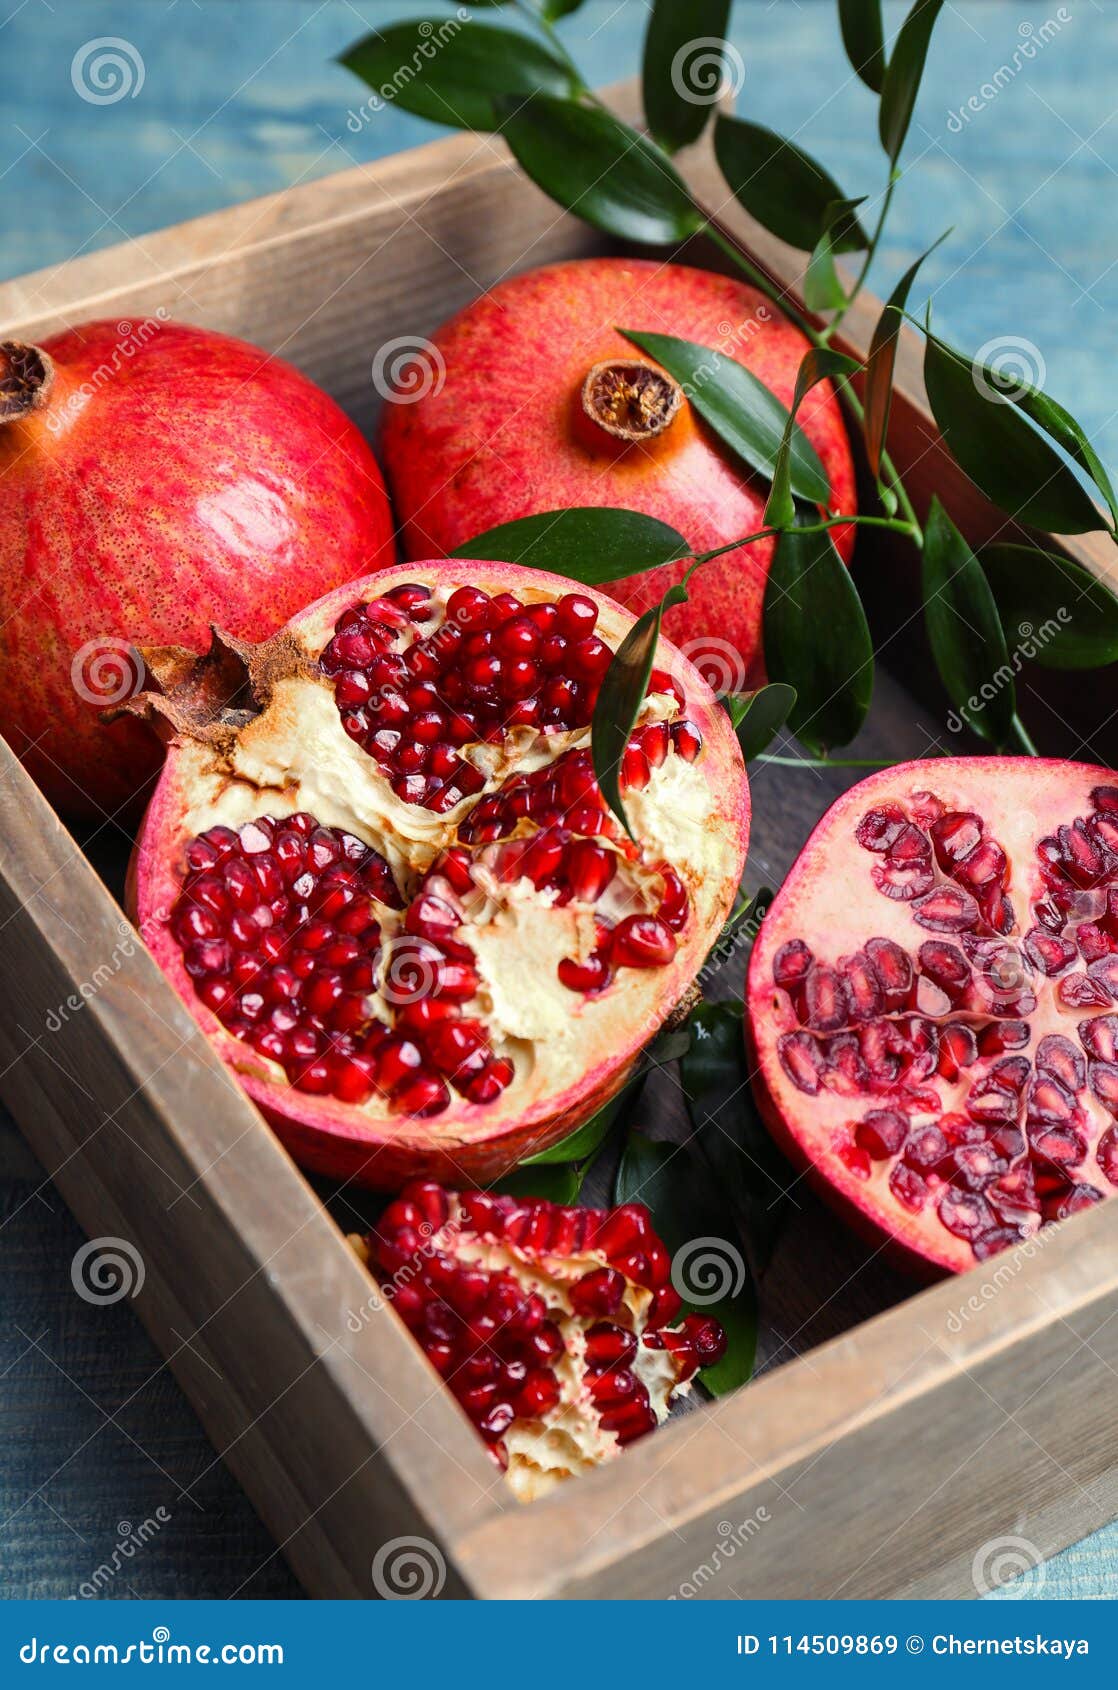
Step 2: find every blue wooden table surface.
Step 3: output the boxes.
[1,0,1116,1600]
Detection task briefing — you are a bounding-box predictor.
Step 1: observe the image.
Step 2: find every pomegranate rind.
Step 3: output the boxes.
[381,257,857,689]
[747,758,1118,1276]
[132,561,749,1189]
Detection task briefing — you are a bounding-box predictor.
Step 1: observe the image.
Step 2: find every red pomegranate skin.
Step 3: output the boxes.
[382,258,856,687]
[0,319,394,816]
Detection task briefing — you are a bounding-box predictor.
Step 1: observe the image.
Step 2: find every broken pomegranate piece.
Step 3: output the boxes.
[748,758,1118,1274]
[128,563,748,1188]
[352,1182,725,1500]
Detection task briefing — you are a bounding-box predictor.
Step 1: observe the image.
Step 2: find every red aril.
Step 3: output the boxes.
[0,321,394,816]
[748,758,1118,1275]
[128,561,748,1188]
[352,1183,724,1499]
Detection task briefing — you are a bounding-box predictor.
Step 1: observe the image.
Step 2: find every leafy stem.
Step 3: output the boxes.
[818,169,899,345]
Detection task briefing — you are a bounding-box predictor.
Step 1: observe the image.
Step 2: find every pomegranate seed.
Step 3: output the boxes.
[608,914,675,968]
[570,1267,625,1317]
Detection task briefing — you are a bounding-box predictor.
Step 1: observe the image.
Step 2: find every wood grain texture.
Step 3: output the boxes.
[1,86,1116,1600]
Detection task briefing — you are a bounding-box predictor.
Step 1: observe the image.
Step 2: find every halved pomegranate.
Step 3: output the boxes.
[748,758,1118,1275]
[352,1182,725,1500]
[128,562,748,1188]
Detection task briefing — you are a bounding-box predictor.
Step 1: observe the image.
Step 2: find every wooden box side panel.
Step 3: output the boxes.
[2,96,1117,1601]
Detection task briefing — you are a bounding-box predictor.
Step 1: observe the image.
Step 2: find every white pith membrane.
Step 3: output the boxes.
[749,759,1118,1275]
[138,568,746,1178]
[347,1183,724,1501]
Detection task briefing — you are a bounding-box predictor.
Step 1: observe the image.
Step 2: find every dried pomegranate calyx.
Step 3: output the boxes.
[749,758,1118,1275]
[354,1182,725,1501]
[0,340,54,422]
[580,359,683,442]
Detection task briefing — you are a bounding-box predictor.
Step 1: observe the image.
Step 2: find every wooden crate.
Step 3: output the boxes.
[2,94,1117,1602]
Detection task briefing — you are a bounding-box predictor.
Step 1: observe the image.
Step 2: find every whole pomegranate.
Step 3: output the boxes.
[380,258,856,689]
[353,1182,726,1499]
[0,321,394,816]
[127,560,749,1188]
[748,758,1118,1275]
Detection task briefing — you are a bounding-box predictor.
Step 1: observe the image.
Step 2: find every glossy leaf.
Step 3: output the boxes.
[499,94,702,244]
[722,683,797,761]
[522,1023,690,1166]
[763,513,873,754]
[614,1131,756,1393]
[864,231,948,474]
[803,197,867,313]
[1011,388,1118,534]
[642,0,732,153]
[339,20,576,133]
[924,335,1106,535]
[593,583,688,836]
[620,328,829,503]
[839,0,886,92]
[922,497,1015,746]
[879,0,945,162]
[452,507,692,581]
[764,348,860,529]
[681,1000,792,1275]
[493,1161,585,1203]
[981,544,1118,671]
[713,114,868,253]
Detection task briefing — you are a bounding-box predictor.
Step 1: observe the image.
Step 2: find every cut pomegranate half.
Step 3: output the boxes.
[748,758,1118,1275]
[351,1182,725,1500]
[128,562,748,1189]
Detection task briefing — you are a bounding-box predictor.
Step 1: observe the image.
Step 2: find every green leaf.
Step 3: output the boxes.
[642,0,732,154]
[864,231,949,475]
[1010,389,1118,534]
[922,497,1015,746]
[924,335,1106,535]
[523,1089,629,1167]
[499,94,702,245]
[764,348,860,529]
[763,512,873,754]
[682,1001,792,1275]
[803,196,867,313]
[592,584,688,836]
[704,887,773,971]
[493,1161,585,1202]
[722,683,797,761]
[619,328,829,503]
[451,507,692,582]
[981,545,1118,671]
[542,0,585,16]
[524,1023,693,1166]
[615,1132,756,1393]
[839,0,886,92]
[339,19,576,133]
[879,0,945,162]
[713,114,868,254]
